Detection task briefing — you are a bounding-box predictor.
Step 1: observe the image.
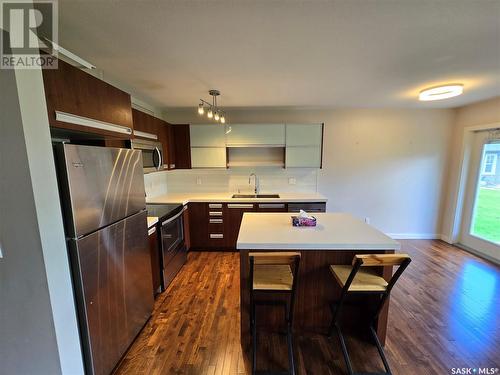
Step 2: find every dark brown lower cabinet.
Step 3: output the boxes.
[148,225,162,296]
[188,201,326,251]
[288,202,326,213]
[256,202,287,212]
[188,203,208,250]
[183,206,191,251]
[224,203,256,249]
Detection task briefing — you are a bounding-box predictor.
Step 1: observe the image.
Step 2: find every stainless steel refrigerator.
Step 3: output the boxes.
[54,144,154,375]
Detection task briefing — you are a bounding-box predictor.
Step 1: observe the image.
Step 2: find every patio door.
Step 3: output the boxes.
[459,129,500,260]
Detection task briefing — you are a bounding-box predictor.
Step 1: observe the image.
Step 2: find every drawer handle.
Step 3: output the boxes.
[258,204,285,209]
[228,204,254,209]
[209,218,223,224]
[210,234,223,239]
[209,203,222,209]
[209,211,223,216]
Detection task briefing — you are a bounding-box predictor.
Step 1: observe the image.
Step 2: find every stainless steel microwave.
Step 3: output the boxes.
[130,139,164,173]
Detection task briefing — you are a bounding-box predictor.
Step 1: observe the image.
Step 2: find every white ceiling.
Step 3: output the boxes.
[58,0,500,109]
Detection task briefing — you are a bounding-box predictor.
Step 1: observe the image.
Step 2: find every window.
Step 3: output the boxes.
[482,153,497,175]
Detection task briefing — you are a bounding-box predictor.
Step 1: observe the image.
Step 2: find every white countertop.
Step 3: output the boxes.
[146,192,327,205]
[147,216,158,228]
[237,212,400,251]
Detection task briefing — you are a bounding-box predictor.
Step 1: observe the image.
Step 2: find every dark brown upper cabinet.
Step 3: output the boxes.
[42,58,133,139]
[171,124,191,169]
[132,108,160,141]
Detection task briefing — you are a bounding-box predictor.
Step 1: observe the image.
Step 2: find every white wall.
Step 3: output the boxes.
[441,96,500,242]
[0,37,84,374]
[164,108,455,238]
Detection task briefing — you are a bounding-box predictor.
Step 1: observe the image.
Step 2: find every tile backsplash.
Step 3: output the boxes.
[144,168,319,198]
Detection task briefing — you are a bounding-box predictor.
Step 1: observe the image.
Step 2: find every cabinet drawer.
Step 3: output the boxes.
[258,203,286,209]
[288,203,326,212]
[208,218,223,224]
[208,203,223,209]
[227,203,254,209]
[208,222,224,232]
[207,233,225,249]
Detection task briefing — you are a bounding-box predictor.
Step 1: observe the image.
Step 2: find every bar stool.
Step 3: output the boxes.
[249,252,301,375]
[328,254,411,375]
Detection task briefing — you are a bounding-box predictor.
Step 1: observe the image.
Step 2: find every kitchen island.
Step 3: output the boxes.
[237,212,401,348]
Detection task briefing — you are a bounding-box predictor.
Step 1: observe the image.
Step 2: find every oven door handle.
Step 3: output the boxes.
[161,210,183,226]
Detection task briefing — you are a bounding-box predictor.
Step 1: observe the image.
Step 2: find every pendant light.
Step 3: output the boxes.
[197,90,228,125]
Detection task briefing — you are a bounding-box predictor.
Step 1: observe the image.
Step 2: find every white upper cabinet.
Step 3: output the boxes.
[286,146,322,168]
[190,124,226,147]
[285,124,323,168]
[286,124,323,146]
[226,124,285,146]
[191,147,227,168]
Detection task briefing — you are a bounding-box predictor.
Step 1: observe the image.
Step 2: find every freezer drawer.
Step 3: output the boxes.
[69,210,153,375]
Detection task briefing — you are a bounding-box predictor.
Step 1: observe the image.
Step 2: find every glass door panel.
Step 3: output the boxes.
[470,143,500,244]
[460,130,500,261]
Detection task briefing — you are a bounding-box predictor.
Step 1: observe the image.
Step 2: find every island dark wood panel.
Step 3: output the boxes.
[239,248,394,351]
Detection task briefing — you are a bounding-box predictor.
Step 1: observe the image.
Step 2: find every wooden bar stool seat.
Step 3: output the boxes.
[249,252,301,375]
[253,264,294,291]
[328,254,411,375]
[330,265,388,292]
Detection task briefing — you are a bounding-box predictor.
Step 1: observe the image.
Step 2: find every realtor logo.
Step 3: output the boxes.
[0,0,58,69]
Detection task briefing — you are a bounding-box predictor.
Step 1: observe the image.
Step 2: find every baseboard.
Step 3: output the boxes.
[439,234,452,243]
[455,243,500,266]
[387,233,442,240]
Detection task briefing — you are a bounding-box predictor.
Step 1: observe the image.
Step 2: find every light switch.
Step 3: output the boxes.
[288,177,296,185]
[196,177,202,185]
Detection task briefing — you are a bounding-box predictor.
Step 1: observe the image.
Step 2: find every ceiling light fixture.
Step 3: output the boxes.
[419,84,464,101]
[197,90,228,124]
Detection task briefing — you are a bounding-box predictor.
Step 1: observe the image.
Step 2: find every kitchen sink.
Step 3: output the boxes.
[232,194,280,198]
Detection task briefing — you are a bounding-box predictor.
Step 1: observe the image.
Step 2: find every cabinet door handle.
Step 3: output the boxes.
[209,211,223,216]
[209,218,223,224]
[258,203,285,209]
[208,203,222,209]
[209,234,223,239]
[227,204,254,209]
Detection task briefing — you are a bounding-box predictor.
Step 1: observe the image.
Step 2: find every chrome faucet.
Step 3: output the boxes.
[248,173,259,194]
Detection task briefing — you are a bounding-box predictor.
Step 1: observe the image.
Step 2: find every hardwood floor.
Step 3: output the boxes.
[115,240,500,374]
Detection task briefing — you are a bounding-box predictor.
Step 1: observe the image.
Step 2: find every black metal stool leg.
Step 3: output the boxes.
[252,303,257,375]
[336,323,354,375]
[284,303,296,375]
[370,325,392,375]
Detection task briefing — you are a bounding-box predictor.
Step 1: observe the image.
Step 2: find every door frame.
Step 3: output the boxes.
[446,122,500,264]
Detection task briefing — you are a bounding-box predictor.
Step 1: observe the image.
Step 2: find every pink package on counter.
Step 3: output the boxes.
[291,216,317,227]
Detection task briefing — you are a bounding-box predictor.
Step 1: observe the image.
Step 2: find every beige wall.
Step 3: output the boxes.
[165,108,455,238]
[441,97,500,242]
[0,40,84,374]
